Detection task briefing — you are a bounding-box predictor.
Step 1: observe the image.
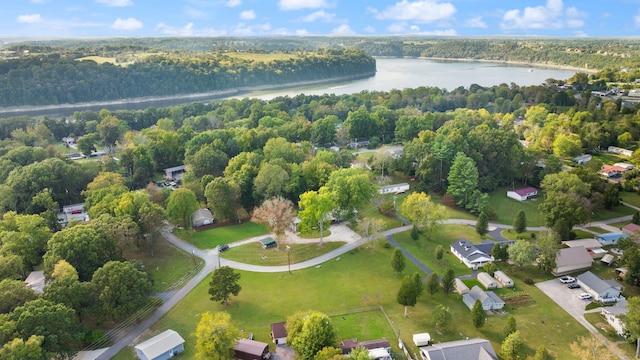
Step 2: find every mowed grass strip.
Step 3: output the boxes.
[125,239,201,293]
[113,236,588,360]
[221,241,345,266]
[175,222,268,249]
[486,187,544,226]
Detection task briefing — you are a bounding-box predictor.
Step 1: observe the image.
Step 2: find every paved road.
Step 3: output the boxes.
[92,213,632,359]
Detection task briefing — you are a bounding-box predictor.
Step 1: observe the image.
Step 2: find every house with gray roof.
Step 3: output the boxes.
[601,299,628,336]
[462,286,505,311]
[419,338,497,360]
[552,247,593,276]
[577,271,623,302]
[450,239,513,270]
[134,329,185,360]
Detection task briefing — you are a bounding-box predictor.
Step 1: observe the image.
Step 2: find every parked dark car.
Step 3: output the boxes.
[567,283,581,289]
[217,244,230,252]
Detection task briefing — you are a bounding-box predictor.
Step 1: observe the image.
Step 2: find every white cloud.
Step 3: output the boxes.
[231,22,272,36]
[155,22,196,36]
[386,21,456,35]
[635,10,640,28]
[279,0,329,11]
[295,29,309,35]
[464,16,487,29]
[17,14,43,24]
[331,24,355,35]
[225,0,242,7]
[96,0,133,7]
[239,10,256,20]
[364,26,376,33]
[30,0,48,3]
[501,0,586,31]
[373,0,456,23]
[299,10,335,23]
[183,6,210,20]
[111,17,143,30]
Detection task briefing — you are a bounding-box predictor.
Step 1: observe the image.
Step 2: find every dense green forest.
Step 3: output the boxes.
[0,48,375,107]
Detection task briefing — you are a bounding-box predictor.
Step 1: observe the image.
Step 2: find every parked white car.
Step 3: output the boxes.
[578,293,593,300]
[559,276,576,284]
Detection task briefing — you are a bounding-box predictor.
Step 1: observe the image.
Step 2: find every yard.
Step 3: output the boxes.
[113,236,589,360]
[174,222,268,249]
[621,191,640,208]
[220,241,345,266]
[486,187,544,227]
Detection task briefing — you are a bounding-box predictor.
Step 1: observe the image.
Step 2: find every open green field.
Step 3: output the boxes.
[175,222,268,249]
[620,191,640,208]
[220,241,345,266]
[126,239,201,293]
[357,200,404,230]
[500,229,540,241]
[113,237,588,360]
[592,204,636,221]
[486,187,544,226]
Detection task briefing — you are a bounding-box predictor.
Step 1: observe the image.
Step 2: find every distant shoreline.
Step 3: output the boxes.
[0,72,375,117]
[414,56,597,73]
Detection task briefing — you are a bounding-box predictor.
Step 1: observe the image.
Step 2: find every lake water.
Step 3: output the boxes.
[0,58,577,117]
[240,58,577,100]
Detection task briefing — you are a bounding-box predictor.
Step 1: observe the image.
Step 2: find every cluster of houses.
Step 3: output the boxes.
[599,162,634,179]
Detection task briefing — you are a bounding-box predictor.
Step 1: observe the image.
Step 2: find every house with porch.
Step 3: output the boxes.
[577,271,623,302]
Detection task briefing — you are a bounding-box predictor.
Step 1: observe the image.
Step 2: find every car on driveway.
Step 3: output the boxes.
[567,283,581,289]
[578,293,593,300]
[559,276,576,283]
[217,244,230,252]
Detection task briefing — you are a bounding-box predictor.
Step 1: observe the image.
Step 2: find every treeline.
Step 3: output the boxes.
[0,48,375,107]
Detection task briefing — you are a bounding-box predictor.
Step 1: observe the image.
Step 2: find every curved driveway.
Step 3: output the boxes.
[95,214,633,359]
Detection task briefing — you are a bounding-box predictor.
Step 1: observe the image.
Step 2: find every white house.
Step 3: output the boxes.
[562,239,607,259]
[413,333,431,347]
[614,162,634,171]
[506,187,538,201]
[192,208,214,228]
[462,286,505,311]
[493,270,514,288]
[608,146,634,157]
[134,329,185,360]
[378,183,410,195]
[163,165,186,181]
[450,239,496,270]
[552,247,593,276]
[577,271,623,302]
[477,272,498,290]
[573,154,592,164]
[601,300,628,336]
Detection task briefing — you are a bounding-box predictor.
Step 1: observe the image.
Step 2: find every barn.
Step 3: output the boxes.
[134,330,185,360]
[477,272,498,289]
[493,270,514,288]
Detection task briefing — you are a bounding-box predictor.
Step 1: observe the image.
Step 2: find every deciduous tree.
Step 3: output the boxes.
[287,311,336,360]
[537,231,561,274]
[433,304,451,331]
[195,311,240,360]
[357,217,384,246]
[435,245,444,261]
[569,333,616,360]
[400,192,445,237]
[166,188,199,229]
[501,330,525,360]
[426,272,439,297]
[625,296,640,358]
[251,197,296,237]
[91,261,152,321]
[503,315,517,338]
[0,335,46,360]
[208,266,242,305]
[508,241,537,268]
[298,190,334,244]
[323,168,377,222]
[0,279,36,314]
[205,177,240,222]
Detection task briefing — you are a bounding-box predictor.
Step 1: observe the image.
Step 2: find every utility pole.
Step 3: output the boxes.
[286,245,291,274]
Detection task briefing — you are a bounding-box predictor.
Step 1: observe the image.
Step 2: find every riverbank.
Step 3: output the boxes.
[0,72,375,118]
[416,56,598,73]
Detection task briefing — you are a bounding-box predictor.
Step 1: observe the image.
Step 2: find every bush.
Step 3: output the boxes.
[84,329,108,345]
[483,208,498,221]
[524,278,534,285]
[569,231,577,240]
[530,232,536,239]
[383,241,392,249]
[378,199,395,216]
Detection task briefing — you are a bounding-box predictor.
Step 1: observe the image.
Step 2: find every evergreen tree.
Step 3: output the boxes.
[533,345,552,360]
[503,315,517,338]
[391,248,406,274]
[397,275,417,317]
[434,245,444,261]
[633,211,640,225]
[471,300,486,328]
[412,272,424,298]
[410,224,420,241]
[441,268,455,294]
[476,211,489,236]
[513,210,527,234]
[426,272,439,297]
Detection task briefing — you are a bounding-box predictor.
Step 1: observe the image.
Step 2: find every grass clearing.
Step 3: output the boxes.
[175,222,268,249]
[124,239,201,293]
[220,241,345,266]
[621,191,640,208]
[500,229,540,241]
[486,187,544,226]
[592,204,636,221]
[357,201,404,230]
[425,193,476,221]
[113,236,587,360]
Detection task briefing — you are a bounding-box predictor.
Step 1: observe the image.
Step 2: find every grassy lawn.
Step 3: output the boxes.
[124,239,201,293]
[621,191,640,208]
[357,201,404,230]
[486,187,544,226]
[113,236,587,360]
[587,227,609,234]
[573,229,596,239]
[175,222,268,249]
[220,241,345,266]
[298,229,331,239]
[592,204,636,221]
[500,229,540,241]
[425,193,476,221]
[584,312,636,358]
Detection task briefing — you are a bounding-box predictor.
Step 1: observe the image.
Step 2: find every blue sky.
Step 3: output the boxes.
[4,0,640,38]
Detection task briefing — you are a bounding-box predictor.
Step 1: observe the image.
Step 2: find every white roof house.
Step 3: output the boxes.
[493,270,514,288]
[134,329,185,360]
[450,239,494,270]
[462,286,505,311]
[420,338,498,360]
[577,271,623,302]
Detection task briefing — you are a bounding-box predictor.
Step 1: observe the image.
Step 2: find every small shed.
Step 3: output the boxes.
[601,254,615,266]
[413,333,431,347]
[573,154,592,164]
[595,233,628,246]
[622,223,640,235]
[477,272,498,290]
[134,329,185,360]
[270,321,287,345]
[454,278,470,295]
[260,237,277,249]
[24,270,45,294]
[493,270,514,288]
[163,165,186,181]
[506,187,538,201]
[233,338,270,360]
